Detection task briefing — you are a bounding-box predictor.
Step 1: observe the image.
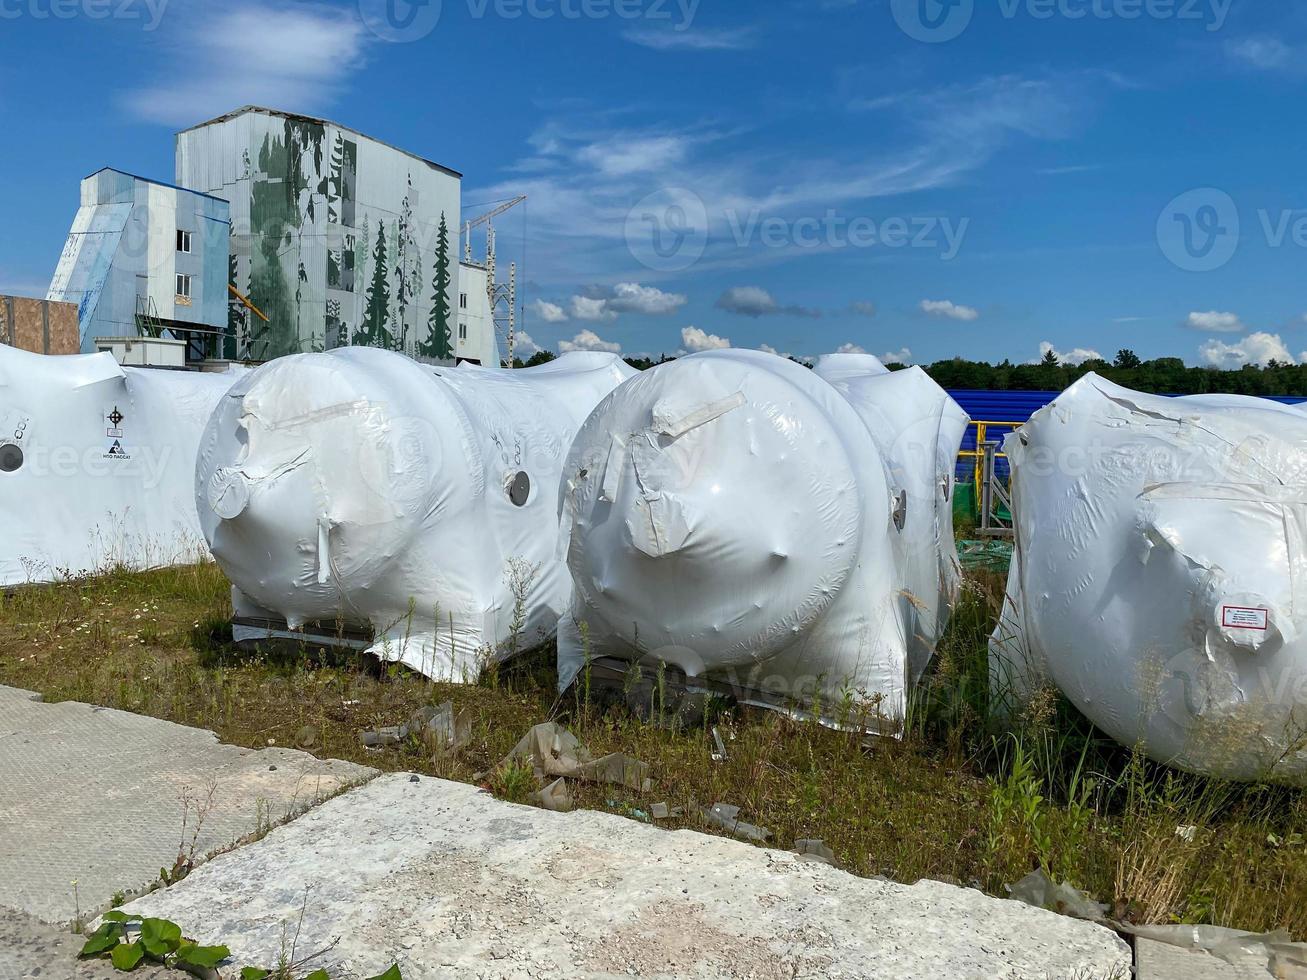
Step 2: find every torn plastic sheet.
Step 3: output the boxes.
[703,803,771,842]
[1124,922,1307,972]
[502,722,653,793]
[557,349,968,731]
[990,373,1307,781]
[195,348,636,682]
[0,345,247,586]
[1006,869,1108,922]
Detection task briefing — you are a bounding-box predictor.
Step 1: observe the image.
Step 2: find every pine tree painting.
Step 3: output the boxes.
[354,222,394,349]
[418,211,453,359]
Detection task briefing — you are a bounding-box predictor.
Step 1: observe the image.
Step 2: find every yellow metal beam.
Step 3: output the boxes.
[227,283,270,323]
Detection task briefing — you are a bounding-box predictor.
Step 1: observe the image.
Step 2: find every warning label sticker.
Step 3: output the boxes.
[103,405,131,461]
[1222,606,1269,631]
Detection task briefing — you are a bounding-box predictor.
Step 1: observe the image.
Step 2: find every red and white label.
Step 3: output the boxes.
[1222,606,1269,631]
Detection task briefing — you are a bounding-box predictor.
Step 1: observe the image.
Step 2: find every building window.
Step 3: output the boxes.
[458,322,468,341]
[176,274,192,299]
[459,292,467,310]
[176,229,191,254]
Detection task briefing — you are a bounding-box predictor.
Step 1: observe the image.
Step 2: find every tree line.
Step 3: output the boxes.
[508,348,1307,398]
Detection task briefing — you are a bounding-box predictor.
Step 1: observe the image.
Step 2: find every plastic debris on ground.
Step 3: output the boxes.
[359,702,470,755]
[557,350,968,732]
[195,348,636,682]
[703,803,771,842]
[1126,922,1307,975]
[1006,869,1108,922]
[502,722,653,793]
[956,539,1013,572]
[794,839,837,866]
[990,373,1307,781]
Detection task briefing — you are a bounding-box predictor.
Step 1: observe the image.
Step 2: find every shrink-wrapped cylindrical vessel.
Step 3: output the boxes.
[992,373,1307,781]
[196,348,636,680]
[557,349,968,728]
[0,345,245,585]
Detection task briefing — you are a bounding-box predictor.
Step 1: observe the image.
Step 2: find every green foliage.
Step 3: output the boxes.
[110,941,145,970]
[79,909,400,978]
[922,350,1307,397]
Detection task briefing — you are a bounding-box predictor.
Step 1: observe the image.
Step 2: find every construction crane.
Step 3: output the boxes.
[462,196,526,262]
[462,196,526,366]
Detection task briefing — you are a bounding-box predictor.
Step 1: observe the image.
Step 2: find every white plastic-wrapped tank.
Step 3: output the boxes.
[0,344,246,586]
[992,373,1307,781]
[557,349,968,729]
[195,347,637,680]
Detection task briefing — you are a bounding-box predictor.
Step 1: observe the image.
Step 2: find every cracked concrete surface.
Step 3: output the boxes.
[0,685,374,926]
[125,773,1132,979]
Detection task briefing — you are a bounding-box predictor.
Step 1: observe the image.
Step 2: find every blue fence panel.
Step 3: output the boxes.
[946,388,1306,484]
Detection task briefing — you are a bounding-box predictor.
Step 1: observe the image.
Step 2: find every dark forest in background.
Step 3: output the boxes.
[509,347,1307,397]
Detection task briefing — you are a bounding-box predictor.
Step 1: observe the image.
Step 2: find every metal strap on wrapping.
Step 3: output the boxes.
[2,296,12,347]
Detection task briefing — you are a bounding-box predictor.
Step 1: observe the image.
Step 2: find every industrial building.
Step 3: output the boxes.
[47,169,231,356]
[44,106,504,368]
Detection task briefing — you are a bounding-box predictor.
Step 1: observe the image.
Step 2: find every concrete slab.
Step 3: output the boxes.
[1135,938,1272,979]
[0,685,375,925]
[125,773,1132,980]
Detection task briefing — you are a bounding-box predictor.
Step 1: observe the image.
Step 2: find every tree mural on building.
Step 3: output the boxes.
[417,211,453,359]
[354,222,394,349]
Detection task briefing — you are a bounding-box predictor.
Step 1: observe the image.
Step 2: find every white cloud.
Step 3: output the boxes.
[565,283,686,322]
[1227,37,1294,71]
[1185,310,1246,333]
[921,299,980,322]
[716,286,820,319]
[569,296,618,323]
[606,283,687,316]
[121,5,368,125]
[529,300,569,324]
[1034,341,1103,366]
[681,326,731,352]
[1199,333,1298,369]
[512,331,541,356]
[836,342,867,354]
[848,301,877,317]
[468,71,1107,283]
[559,329,622,354]
[881,347,913,364]
[621,27,758,51]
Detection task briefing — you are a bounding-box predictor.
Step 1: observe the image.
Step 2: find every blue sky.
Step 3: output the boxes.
[1,0,1304,366]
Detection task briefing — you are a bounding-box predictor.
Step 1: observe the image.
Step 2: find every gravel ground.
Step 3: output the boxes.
[0,908,172,980]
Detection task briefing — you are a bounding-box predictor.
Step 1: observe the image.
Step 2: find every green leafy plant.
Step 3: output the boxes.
[79,912,403,979]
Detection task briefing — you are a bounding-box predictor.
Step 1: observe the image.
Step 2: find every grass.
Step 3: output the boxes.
[2,560,1306,937]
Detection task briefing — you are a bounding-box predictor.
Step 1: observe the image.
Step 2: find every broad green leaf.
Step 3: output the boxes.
[80,921,125,956]
[139,917,182,957]
[110,941,145,971]
[364,965,403,980]
[239,968,272,980]
[101,911,144,924]
[302,971,331,980]
[175,943,231,968]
